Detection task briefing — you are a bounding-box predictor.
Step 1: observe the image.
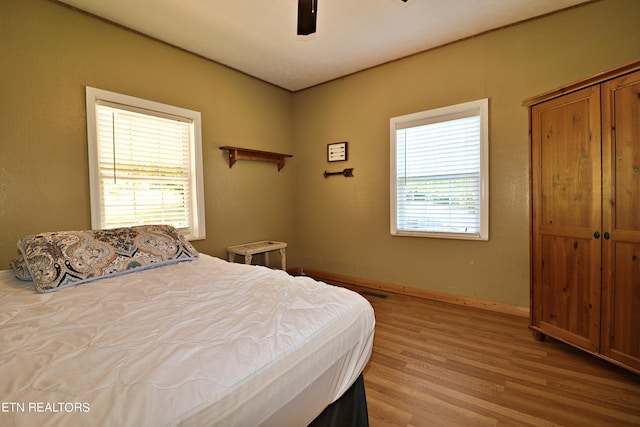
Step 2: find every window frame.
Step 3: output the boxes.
[85,86,206,240]
[390,98,489,240]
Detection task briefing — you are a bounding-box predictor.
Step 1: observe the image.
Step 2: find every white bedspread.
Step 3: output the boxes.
[0,254,374,426]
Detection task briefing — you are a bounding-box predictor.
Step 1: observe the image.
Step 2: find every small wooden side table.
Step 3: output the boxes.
[226,240,287,270]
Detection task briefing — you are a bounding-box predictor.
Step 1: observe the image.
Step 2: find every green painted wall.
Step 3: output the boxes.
[2,0,639,307]
[291,0,640,306]
[0,0,296,265]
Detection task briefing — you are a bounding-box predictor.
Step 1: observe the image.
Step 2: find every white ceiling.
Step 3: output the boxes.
[58,0,593,91]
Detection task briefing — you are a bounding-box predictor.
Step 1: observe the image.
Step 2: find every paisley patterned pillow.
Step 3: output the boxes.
[10,254,32,281]
[17,225,199,293]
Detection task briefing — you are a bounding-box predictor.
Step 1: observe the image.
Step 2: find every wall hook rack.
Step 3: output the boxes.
[324,168,354,178]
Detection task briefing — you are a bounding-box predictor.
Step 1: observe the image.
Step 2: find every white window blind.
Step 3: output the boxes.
[86,87,205,240]
[390,99,488,240]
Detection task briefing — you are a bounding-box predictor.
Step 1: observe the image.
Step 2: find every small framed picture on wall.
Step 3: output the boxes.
[327,141,348,162]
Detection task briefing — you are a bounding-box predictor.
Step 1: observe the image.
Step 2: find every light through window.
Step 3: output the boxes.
[86,87,205,240]
[390,99,489,240]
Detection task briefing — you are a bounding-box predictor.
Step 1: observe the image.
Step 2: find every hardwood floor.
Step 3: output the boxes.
[343,285,640,427]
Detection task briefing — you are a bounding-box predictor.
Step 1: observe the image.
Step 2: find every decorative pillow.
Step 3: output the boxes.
[10,255,32,281]
[17,224,199,293]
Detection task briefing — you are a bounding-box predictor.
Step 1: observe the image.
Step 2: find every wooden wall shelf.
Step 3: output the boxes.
[219,146,293,171]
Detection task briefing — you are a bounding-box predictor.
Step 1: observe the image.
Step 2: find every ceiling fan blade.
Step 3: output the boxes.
[297,0,317,36]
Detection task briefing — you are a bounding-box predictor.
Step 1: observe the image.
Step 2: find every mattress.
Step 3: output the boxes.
[0,254,375,426]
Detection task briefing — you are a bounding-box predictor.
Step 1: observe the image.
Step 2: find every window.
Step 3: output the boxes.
[86,87,205,240]
[390,99,488,240]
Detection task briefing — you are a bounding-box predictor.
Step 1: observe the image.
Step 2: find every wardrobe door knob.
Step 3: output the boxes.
[604,232,611,240]
[594,231,600,239]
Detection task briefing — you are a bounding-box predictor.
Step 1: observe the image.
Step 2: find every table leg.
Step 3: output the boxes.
[279,248,286,271]
[244,254,252,265]
[264,251,270,267]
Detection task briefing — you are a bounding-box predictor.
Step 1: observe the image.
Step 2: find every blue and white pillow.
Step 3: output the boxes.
[15,224,199,293]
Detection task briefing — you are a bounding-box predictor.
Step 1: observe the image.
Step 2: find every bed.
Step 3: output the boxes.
[0,225,375,426]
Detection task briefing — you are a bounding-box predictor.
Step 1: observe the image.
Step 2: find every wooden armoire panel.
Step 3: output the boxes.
[601,69,640,371]
[539,235,597,348]
[530,86,602,351]
[527,59,640,375]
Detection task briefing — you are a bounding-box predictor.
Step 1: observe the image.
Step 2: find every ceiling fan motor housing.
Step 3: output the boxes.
[297,0,317,35]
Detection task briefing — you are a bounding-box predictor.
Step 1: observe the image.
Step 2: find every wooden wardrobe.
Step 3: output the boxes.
[525,59,640,375]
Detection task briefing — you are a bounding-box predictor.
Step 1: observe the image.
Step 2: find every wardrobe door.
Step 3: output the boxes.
[601,70,640,371]
[530,86,602,352]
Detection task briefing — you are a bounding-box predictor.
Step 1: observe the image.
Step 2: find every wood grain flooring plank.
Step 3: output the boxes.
[340,284,640,427]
